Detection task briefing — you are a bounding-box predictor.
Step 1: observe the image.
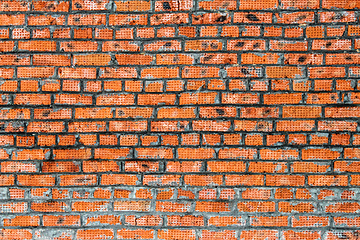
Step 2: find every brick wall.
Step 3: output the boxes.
[0,0,360,239]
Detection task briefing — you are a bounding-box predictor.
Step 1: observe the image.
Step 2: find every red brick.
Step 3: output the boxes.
[208,216,244,227]
[18,175,53,186]
[3,216,39,227]
[240,230,278,240]
[59,174,97,186]
[114,201,150,211]
[238,0,278,9]
[117,229,154,239]
[109,14,147,26]
[270,40,308,51]
[250,216,288,227]
[76,229,114,240]
[158,229,195,240]
[226,175,264,186]
[238,201,275,212]
[0,229,32,239]
[72,201,109,212]
[43,215,80,227]
[309,175,347,186]
[101,174,138,185]
[266,175,305,186]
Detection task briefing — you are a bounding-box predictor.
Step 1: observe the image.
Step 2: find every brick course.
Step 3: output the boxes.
[0,0,360,239]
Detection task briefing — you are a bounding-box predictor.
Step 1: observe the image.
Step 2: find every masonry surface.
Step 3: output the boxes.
[0,0,360,239]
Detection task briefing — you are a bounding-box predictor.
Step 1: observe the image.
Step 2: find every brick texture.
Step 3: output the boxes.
[0,0,360,239]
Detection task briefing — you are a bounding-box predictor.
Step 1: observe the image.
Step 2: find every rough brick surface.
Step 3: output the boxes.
[0,0,360,239]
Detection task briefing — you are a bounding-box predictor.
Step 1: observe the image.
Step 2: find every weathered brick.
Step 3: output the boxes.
[0,1,358,236]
